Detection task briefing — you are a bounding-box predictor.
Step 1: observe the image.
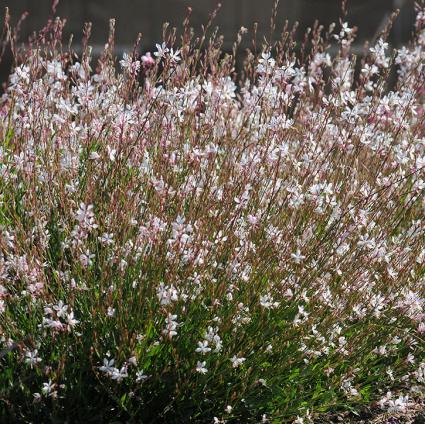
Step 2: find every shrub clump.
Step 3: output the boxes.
[0,5,424,423]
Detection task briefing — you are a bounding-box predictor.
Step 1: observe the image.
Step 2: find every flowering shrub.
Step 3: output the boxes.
[0,5,424,423]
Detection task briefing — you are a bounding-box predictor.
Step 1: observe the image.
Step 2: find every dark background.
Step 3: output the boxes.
[0,0,417,82]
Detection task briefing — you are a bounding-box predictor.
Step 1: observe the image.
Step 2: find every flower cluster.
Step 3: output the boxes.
[0,5,424,423]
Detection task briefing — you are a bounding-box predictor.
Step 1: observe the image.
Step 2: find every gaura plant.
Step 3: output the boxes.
[0,2,424,423]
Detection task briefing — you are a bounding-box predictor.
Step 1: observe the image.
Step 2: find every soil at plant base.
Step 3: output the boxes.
[315,401,425,423]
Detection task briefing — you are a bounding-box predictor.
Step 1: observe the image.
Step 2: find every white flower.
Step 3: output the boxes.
[46,60,65,80]
[79,250,95,267]
[196,361,208,374]
[357,234,376,249]
[136,369,150,382]
[204,327,223,352]
[260,293,279,309]
[111,366,128,382]
[89,151,101,160]
[291,249,306,264]
[195,341,212,355]
[387,395,411,413]
[230,355,246,368]
[154,42,169,59]
[341,378,359,397]
[169,48,181,63]
[120,52,132,69]
[340,22,353,37]
[53,300,68,317]
[107,146,116,162]
[386,367,394,381]
[76,203,96,225]
[258,51,275,70]
[11,64,30,85]
[414,362,425,383]
[162,314,179,339]
[41,380,55,396]
[98,232,114,245]
[66,311,79,328]
[128,356,138,366]
[120,53,141,73]
[157,283,178,305]
[99,358,115,374]
[373,345,387,356]
[25,349,42,368]
[41,317,64,331]
[370,38,390,67]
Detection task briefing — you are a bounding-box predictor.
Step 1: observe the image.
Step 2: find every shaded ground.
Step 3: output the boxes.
[315,402,425,424]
